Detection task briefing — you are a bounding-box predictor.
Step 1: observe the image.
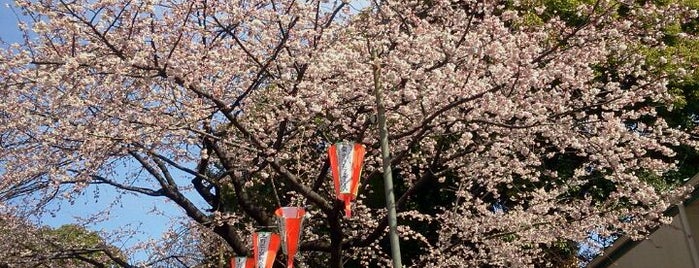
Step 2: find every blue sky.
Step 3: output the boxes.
[0,1,193,263]
[0,1,22,42]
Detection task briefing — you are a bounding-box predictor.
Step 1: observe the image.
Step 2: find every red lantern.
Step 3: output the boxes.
[275,207,306,268]
[253,232,281,268]
[231,256,254,268]
[328,142,366,218]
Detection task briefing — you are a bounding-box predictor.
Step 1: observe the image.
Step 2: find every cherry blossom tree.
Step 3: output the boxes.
[1,0,698,267]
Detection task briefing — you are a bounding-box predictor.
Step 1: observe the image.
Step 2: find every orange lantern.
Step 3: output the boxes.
[253,232,281,268]
[275,207,306,268]
[231,256,254,268]
[328,142,366,218]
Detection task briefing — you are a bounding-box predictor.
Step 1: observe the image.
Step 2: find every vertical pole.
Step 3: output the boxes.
[329,205,344,268]
[371,45,403,268]
[218,241,225,268]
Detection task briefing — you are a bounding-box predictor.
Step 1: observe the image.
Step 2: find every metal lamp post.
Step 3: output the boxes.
[371,45,403,268]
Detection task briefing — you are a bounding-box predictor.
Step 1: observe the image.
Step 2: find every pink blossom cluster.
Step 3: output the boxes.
[0,0,697,266]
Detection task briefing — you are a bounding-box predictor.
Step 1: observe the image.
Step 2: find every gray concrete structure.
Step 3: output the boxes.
[588,175,699,268]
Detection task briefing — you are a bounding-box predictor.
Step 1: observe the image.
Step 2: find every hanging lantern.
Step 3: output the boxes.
[231,256,254,268]
[275,207,306,268]
[253,232,281,268]
[328,141,366,218]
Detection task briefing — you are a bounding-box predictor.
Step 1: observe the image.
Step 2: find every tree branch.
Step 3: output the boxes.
[209,142,274,227]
